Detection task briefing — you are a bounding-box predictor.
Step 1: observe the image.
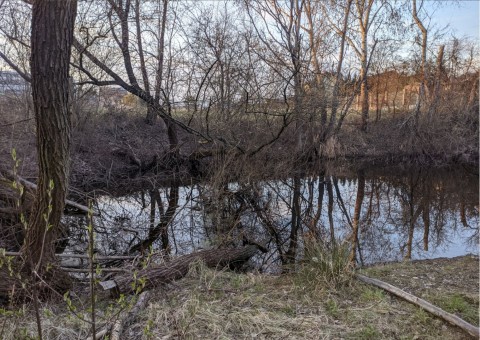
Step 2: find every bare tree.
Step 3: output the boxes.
[245,0,306,155]
[411,0,427,126]
[73,0,181,152]
[322,0,353,139]
[352,0,387,132]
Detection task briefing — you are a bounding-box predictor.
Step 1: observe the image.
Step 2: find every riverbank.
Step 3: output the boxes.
[1,255,477,339]
[0,109,477,195]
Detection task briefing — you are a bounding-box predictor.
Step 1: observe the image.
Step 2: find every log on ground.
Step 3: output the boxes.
[113,245,260,295]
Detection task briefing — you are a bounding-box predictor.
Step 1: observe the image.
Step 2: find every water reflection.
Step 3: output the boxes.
[74,166,478,272]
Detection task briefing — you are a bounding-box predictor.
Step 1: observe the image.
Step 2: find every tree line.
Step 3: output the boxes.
[1,1,478,154]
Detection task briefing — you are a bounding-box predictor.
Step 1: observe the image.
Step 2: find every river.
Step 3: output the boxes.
[65,164,479,272]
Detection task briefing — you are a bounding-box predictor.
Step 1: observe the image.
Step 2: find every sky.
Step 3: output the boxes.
[425,0,479,40]
[0,1,478,72]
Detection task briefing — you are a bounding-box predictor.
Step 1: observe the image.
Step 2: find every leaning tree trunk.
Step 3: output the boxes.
[21,0,78,294]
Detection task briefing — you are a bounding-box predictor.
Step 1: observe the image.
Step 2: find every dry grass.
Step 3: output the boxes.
[0,257,477,339]
[360,255,480,328]
[125,259,473,340]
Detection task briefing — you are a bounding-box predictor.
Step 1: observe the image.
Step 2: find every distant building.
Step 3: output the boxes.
[0,70,29,95]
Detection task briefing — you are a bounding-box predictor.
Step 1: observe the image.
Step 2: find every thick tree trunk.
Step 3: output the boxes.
[22,0,77,293]
[113,245,260,295]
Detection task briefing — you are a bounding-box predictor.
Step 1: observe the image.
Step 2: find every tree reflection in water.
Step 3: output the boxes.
[64,166,478,272]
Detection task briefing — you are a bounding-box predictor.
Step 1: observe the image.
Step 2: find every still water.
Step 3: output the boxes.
[74,165,478,272]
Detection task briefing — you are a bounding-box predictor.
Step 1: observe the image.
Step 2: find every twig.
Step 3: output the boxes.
[0,117,34,127]
[88,291,152,340]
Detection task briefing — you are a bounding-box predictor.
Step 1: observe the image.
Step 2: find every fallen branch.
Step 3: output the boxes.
[113,245,260,295]
[356,274,480,338]
[92,247,259,338]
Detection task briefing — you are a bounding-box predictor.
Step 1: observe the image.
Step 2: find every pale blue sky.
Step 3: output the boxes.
[426,0,479,40]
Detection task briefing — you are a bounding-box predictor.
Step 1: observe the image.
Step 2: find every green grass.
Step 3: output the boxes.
[412,309,432,324]
[431,293,479,325]
[360,287,386,303]
[324,298,340,318]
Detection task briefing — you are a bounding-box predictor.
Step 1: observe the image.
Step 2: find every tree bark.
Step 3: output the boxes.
[22,0,77,294]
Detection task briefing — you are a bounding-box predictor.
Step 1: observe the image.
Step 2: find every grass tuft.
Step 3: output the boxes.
[295,241,353,292]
